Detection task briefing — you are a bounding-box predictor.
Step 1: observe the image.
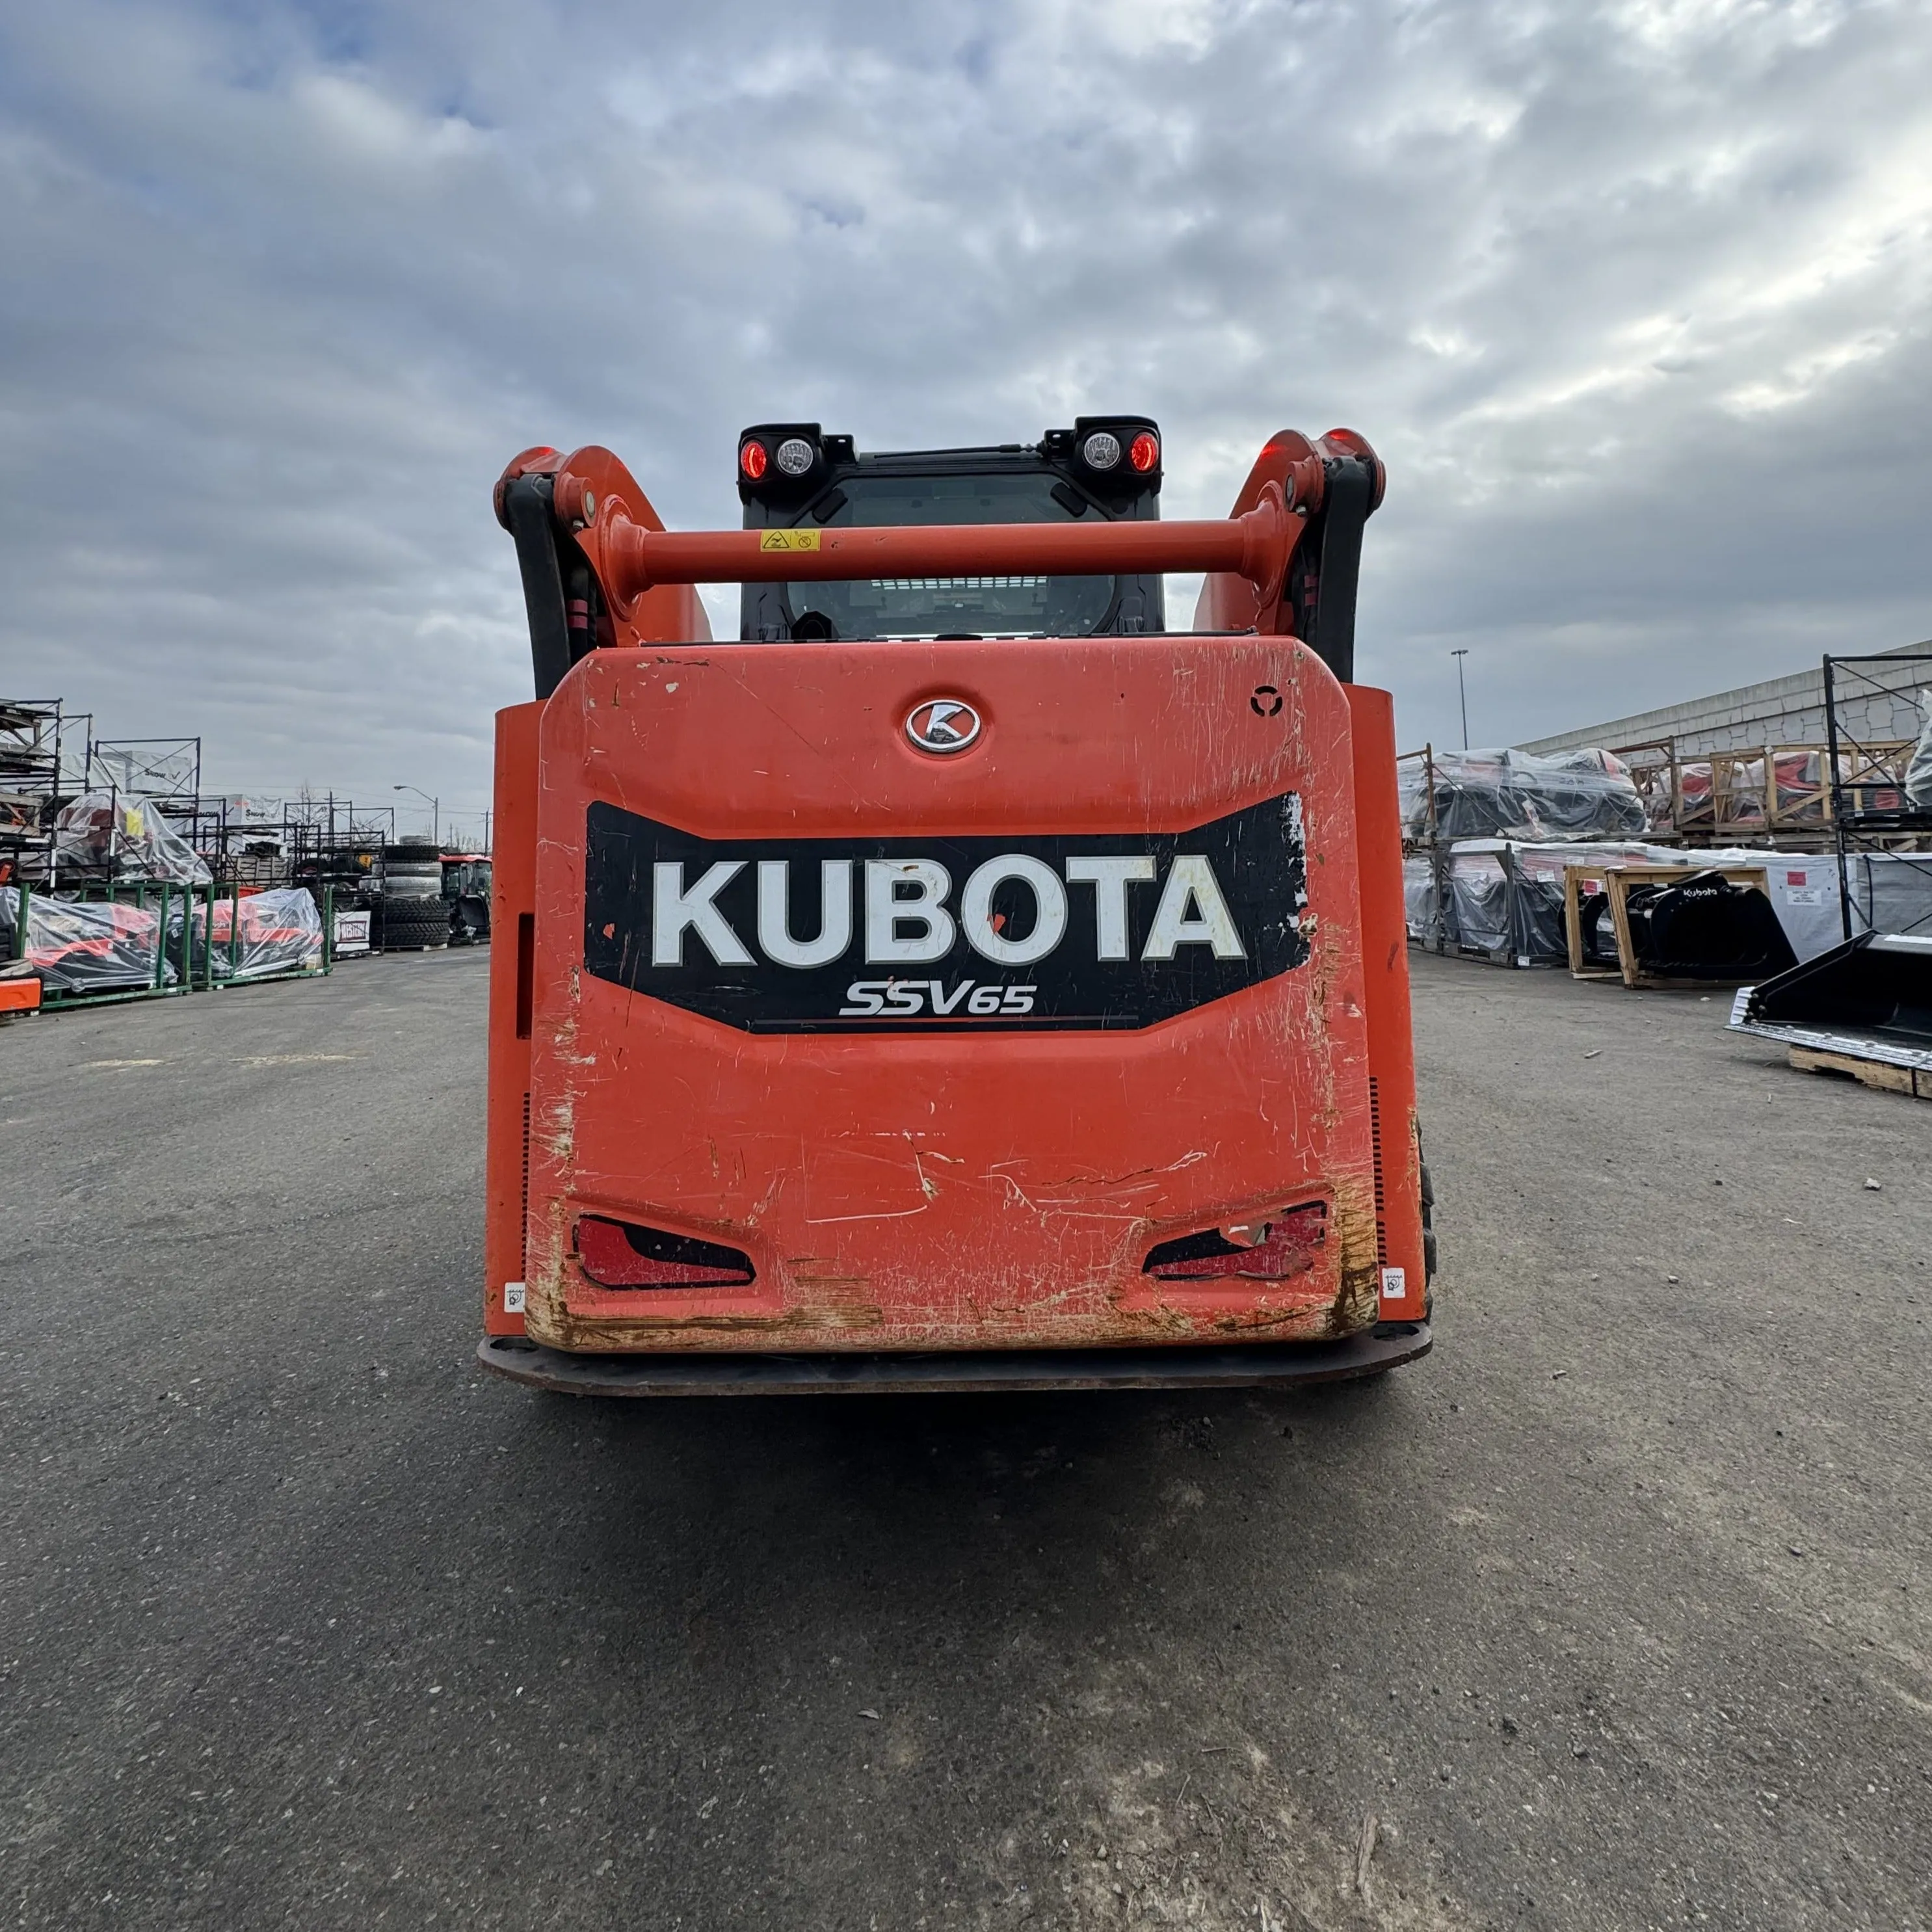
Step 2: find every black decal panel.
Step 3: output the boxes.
[583,795,1309,1033]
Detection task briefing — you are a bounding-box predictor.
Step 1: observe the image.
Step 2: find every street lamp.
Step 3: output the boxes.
[393,785,439,847]
[1450,650,1470,749]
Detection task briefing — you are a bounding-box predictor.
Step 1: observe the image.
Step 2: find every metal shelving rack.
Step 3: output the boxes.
[1823,650,1932,941]
[0,698,70,893]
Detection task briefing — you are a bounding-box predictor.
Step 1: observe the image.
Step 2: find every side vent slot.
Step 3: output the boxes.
[519,1092,531,1282]
[1368,1075,1388,1265]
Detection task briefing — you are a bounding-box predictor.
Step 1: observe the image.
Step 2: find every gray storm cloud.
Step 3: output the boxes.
[1,0,1927,821]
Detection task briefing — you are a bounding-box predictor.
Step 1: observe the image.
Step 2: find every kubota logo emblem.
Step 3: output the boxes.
[583,791,1310,1033]
[905,698,981,755]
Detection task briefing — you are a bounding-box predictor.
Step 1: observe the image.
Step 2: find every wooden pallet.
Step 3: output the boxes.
[1563,862,1773,988]
[1788,1044,1931,1100]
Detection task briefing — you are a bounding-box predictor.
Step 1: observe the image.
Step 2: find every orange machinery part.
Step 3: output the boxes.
[518,633,1381,1353]
[0,977,40,1014]
[1347,683,1427,1321]
[483,700,541,1336]
[570,480,1301,608]
[501,434,1381,655]
[484,427,1423,1350]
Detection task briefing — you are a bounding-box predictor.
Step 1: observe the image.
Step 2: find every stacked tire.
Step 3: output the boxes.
[378,844,452,951]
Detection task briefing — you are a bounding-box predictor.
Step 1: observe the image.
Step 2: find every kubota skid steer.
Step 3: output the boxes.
[479,418,1434,1395]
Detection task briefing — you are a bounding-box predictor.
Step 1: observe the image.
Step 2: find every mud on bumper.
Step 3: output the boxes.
[477,1321,1431,1397]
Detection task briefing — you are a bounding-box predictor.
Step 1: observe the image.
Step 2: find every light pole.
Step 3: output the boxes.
[393,785,439,847]
[1450,650,1470,748]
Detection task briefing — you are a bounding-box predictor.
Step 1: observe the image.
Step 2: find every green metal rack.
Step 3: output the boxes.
[5,880,335,1010]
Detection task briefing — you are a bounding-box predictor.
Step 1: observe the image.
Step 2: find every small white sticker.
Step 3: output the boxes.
[1784,886,1822,906]
[503,1282,526,1314]
[1380,1266,1406,1301]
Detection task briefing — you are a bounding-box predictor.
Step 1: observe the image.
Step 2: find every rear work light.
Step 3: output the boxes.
[739,440,769,481]
[774,436,815,476]
[1143,1202,1327,1282]
[1081,430,1121,470]
[1129,430,1159,473]
[576,1216,756,1289]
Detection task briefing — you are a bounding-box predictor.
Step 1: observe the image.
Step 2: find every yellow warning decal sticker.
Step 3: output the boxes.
[758,528,822,553]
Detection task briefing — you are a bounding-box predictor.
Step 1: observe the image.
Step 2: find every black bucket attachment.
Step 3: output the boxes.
[1740,931,1932,1042]
[1730,932,1932,1074]
[1625,869,1796,981]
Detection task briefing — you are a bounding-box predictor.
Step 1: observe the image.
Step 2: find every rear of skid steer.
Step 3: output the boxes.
[479,430,1431,1394]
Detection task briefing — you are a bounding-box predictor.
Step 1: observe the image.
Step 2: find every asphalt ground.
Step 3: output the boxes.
[1,948,1927,1931]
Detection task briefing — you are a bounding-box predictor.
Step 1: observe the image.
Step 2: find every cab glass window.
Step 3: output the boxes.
[782,473,1115,641]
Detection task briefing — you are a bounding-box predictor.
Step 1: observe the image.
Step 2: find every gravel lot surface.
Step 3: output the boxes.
[1,948,1927,1930]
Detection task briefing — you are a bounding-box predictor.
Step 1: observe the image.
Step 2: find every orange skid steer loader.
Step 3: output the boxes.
[479,418,1434,1394]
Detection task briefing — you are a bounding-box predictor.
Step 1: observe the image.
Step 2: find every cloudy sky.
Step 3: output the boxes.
[3,0,1928,837]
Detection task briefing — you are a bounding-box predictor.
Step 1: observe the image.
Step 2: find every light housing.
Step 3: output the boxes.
[735,421,829,506]
[1143,1202,1327,1282]
[1068,416,1161,496]
[1081,430,1122,470]
[576,1215,756,1288]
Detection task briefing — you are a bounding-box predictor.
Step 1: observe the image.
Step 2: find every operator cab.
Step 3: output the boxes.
[735,418,1165,643]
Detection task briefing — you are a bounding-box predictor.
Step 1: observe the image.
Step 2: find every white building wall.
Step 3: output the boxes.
[1518,642,1931,757]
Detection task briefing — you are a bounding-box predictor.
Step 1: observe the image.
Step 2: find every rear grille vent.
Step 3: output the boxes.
[575,1216,756,1290]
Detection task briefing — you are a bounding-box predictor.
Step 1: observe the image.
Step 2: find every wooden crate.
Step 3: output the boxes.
[1596,864,1772,990]
[1562,865,1624,981]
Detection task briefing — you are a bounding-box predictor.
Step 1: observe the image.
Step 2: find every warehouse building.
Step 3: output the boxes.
[1520,639,1930,760]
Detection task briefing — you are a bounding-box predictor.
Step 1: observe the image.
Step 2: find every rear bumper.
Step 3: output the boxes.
[476,1320,1431,1397]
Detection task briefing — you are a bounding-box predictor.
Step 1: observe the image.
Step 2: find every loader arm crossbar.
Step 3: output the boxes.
[557,471,1298,614]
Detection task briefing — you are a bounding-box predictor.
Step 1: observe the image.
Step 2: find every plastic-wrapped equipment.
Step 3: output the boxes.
[1405,840,1655,960]
[53,792,210,884]
[1907,692,1932,811]
[192,887,324,980]
[0,890,163,992]
[1447,851,1509,954]
[1410,837,1932,968]
[1496,841,1654,960]
[1402,856,1438,946]
[1401,748,1647,842]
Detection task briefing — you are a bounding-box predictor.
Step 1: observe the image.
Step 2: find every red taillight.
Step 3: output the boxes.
[576,1216,756,1288]
[1143,1202,1325,1281]
[1128,430,1159,473]
[739,440,768,481]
